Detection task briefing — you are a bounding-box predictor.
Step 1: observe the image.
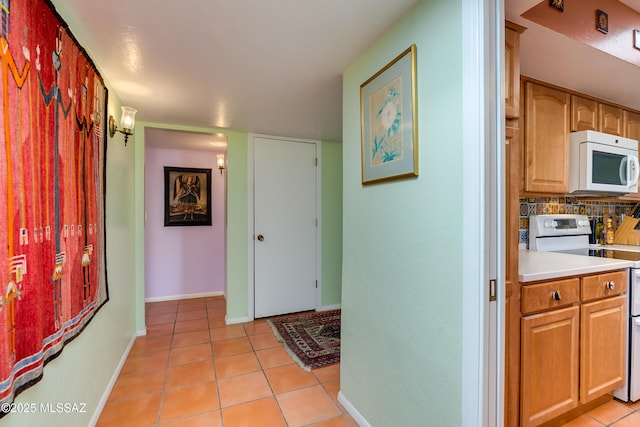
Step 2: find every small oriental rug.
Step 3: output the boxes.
[267,310,341,371]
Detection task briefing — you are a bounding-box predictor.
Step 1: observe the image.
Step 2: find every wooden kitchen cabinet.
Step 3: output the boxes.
[571,95,597,132]
[520,270,628,426]
[523,82,571,193]
[521,306,580,427]
[598,103,624,136]
[505,21,525,119]
[580,295,626,404]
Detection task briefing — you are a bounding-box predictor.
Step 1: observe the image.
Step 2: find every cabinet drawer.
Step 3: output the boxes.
[521,278,580,315]
[581,270,627,302]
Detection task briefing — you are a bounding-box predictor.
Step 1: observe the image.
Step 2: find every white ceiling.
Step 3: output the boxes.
[51,1,640,151]
[51,0,418,145]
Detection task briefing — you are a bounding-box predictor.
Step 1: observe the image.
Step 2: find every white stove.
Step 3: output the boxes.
[529,214,640,402]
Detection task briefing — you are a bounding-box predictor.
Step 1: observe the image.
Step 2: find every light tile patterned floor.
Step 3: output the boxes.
[97,296,353,427]
[563,399,640,426]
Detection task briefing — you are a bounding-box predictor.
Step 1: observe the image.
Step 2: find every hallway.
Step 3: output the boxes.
[97,297,352,426]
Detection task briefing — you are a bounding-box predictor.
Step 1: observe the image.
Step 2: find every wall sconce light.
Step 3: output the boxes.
[108,106,137,146]
[217,153,226,175]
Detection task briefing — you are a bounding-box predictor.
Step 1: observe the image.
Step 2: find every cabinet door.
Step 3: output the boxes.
[580,295,626,404]
[505,25,521,119]
[524,82,571,193]
[624,110,640,140]
[571,95,597,131]
[521,306,579,427]
[505,125,520,427]
[599,103,624,136]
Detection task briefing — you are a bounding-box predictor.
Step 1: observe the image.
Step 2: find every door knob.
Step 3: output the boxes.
[257,234,264,241]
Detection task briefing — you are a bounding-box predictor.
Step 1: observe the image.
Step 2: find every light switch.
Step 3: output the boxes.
[635,29,640,50]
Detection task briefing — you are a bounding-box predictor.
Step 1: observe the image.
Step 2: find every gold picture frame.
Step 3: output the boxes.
[360,44,418,184]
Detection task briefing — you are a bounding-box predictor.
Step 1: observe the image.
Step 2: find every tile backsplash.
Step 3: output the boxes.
[518,197,638,247]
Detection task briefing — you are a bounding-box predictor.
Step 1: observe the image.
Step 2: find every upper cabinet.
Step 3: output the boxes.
[521,79,640,196]
[599,103,624,136]
[571,96,597,132]
[523,82,571,193]
[505,22,526,119]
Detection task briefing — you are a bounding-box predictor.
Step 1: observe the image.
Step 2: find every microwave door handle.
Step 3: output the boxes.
[629,155,640,186]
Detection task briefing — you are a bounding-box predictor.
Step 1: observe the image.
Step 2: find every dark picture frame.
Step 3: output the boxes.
[164,166,212,226]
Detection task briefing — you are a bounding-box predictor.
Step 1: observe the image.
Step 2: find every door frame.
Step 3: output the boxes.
[247,133,322,321]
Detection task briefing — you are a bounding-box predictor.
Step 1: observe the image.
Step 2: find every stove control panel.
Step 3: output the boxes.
[529,214,592,251]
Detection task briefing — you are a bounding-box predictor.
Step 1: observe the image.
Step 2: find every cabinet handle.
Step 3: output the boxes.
[606,281,615,290]
[551,291,562,301]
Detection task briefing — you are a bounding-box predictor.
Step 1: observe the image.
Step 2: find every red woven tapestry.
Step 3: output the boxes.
[0,0,109,413]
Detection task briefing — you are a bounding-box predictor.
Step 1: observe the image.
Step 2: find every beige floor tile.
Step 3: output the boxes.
[176,310,207,322]
[249,332,280,350]
[243,321,273,336]
[169,343,213,366]
[174,318,209,334]
[108,369,166,401]
[306,416,353,427]
[563,414,605,426]
[314,364,340,383]
[212,337,253,357]
[586,400,634,425]
[221,397,287,427]
[277,384,341,427]
[147,313,177,326]
[210,324,247,342]
[611,411,640,427]
[217,371,272,408]
[130,335,173,355]
[121,349,170,374]
[97,393,162,427]
[256,346,295,369]
[146,323,176,337]
[160,410,222,427]
[265,364,318,394]
[214,352,261,379]
[166,359,216,389]
[160,382,219,422]
[172,330,211,348]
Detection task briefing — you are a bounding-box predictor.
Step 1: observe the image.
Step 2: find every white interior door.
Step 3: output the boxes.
[254,137,317,318]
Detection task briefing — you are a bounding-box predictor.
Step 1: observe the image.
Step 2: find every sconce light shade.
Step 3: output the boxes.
[120,106,137,133]
[109,106,137,146]
[217,153,225,174]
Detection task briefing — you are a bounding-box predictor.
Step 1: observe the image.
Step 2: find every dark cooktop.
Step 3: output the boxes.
[555,248,640,262]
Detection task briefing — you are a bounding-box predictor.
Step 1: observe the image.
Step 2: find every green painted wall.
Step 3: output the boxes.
[340,1,463,425]
[321,140,343,307]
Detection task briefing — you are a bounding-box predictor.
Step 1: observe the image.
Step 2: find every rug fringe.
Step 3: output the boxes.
[266,319,312,372]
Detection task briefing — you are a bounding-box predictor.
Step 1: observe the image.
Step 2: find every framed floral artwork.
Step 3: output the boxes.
[360,44,418,184]
[164,167,212,226]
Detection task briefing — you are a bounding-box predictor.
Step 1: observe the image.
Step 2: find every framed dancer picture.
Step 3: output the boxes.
[164,167,212,226]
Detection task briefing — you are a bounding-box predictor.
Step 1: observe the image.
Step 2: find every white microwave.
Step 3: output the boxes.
[569,130,640,194]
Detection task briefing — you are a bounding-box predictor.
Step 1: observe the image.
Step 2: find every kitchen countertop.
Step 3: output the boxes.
[519,249,633,283]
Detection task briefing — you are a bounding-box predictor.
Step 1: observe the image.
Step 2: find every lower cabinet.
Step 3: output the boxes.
[520,271,627,427]
[521,306,580,427]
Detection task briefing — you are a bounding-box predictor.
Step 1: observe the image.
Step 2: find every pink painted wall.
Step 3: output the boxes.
[144,145,226,300]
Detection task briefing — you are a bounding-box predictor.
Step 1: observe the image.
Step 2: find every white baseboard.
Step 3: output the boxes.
[88,333,137,427]
[145,291,225,303]
[136,329,147,337]
[317,303,341,311]
[338,391,371,427]
[225,315,252,325]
